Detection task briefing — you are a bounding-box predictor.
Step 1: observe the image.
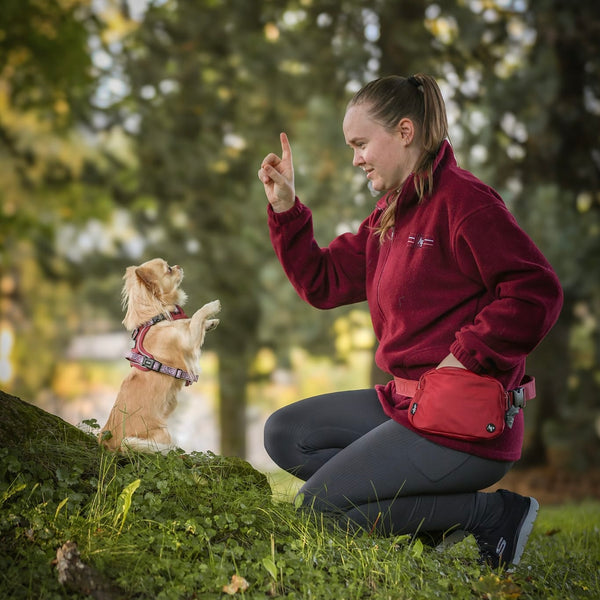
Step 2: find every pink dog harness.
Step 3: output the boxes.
[125,305,198,386]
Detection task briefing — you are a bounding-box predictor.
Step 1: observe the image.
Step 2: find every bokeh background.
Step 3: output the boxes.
[1,0,599,494]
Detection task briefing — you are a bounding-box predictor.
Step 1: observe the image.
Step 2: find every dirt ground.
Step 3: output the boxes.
[485,467,600,505]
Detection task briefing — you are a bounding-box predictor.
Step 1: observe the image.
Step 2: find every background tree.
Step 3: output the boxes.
[0,0,112,400]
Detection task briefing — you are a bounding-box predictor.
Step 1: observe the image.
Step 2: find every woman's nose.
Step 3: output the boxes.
[353,149,364,167]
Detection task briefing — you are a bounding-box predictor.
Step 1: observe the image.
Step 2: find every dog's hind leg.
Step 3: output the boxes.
[122,437,174,454]
[122,422,174,453]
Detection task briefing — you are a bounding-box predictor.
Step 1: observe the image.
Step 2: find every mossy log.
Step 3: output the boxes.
[0,389,97,449]
[0,388,270,494]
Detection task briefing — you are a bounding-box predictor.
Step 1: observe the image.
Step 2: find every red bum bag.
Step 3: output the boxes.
[394,367,536,442]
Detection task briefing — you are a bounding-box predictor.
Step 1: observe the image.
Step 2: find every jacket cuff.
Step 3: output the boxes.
[449,340,485,374]
[267,197,306,224]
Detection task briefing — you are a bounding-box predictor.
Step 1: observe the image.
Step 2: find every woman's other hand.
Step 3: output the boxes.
[258,132,296,213]
[436,353,467,370]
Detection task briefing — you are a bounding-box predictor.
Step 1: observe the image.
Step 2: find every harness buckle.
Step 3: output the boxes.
[142,356,157,370]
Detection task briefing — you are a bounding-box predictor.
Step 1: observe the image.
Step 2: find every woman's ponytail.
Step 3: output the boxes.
[409,73,449,201]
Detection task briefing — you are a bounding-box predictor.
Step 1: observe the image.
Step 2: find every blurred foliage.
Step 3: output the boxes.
[0,0,598,465]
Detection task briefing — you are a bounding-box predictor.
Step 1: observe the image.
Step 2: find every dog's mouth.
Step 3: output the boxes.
[171,265,184,283]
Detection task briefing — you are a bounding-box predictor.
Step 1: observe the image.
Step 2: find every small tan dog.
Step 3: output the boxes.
[99,258,220,452]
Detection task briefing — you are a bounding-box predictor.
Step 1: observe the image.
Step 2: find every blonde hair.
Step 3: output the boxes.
[348,74,449,242]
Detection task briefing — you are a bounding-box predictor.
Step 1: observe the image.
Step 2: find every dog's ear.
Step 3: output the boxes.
[121,266,137,309]
[135,265,160,295]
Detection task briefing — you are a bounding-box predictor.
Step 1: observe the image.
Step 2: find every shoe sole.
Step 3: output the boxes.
[507,496,539,570]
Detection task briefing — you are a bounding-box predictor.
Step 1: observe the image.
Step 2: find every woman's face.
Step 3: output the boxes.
[343,104,417,193]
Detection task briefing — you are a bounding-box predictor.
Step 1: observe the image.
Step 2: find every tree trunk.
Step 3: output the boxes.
[218,357,249,458]
[214,298,261,459]
[56,541,125,600]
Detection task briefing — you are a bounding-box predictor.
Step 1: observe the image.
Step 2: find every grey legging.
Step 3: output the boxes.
[264,389,513,536]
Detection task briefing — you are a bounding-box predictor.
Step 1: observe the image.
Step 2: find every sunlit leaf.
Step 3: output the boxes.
[222,574,249,595]
[472,574,523,599]
[262,557,278,581]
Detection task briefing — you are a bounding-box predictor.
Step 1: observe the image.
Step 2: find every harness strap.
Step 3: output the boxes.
[136,305,187,329]
[126,350,199,385]
[126,306,197,386]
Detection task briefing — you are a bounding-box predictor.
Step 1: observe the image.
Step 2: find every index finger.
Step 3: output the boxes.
[280,132,292,163]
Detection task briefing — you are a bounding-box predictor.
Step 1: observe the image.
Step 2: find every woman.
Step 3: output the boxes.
[257,74,563,569]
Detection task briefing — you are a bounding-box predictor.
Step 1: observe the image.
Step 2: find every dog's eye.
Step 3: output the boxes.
[167,266,172,273]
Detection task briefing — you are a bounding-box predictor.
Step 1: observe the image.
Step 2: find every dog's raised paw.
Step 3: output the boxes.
[204,299,221,316]
[205,318,219,331]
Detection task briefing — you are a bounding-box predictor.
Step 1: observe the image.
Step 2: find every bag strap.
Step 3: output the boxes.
[393,373,536,405]
[508,375,536,406]
[393,376,419,397]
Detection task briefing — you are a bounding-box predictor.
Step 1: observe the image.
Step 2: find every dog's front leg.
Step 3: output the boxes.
[190,300,221,344]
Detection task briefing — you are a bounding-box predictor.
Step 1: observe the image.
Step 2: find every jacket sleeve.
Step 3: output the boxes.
[449,203,563,375]
[267,198,370,309]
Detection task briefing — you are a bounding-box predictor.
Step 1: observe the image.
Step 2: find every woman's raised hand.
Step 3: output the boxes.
[258,132,296,213]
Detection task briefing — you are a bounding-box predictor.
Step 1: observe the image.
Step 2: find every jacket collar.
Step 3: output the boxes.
[375,139,455,211]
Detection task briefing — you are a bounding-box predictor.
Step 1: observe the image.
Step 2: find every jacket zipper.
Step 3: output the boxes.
[375,230,394,323]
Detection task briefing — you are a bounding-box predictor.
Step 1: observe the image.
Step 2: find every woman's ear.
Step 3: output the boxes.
[396,117,415,145]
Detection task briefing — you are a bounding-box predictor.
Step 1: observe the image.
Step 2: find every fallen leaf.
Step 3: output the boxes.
[222,574,250,595]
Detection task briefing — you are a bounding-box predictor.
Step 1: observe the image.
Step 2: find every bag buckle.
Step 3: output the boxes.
[504,387,526,429]
[512,387,526,408]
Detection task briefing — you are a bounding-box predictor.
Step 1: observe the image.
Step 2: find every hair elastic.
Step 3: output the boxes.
[407,75,423,90]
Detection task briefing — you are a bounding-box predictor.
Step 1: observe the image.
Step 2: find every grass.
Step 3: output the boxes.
[266,471,600,599]
[526,502,599,597]
[1,428,599,600]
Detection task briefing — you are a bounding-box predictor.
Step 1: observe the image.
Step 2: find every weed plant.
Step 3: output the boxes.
[1,423,598,599]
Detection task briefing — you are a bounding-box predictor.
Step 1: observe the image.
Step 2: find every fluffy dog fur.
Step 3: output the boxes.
[99,258,220,452]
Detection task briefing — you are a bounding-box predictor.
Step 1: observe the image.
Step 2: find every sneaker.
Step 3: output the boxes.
[474,489,539,570]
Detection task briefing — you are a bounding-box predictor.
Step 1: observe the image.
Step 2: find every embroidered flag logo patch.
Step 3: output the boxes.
[407,234,434,248]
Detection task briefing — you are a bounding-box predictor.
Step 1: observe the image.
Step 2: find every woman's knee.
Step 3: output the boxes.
[264,409,284,453]
[264,406,302,467]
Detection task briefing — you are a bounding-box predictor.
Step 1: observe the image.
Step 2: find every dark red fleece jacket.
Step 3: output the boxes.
[267,141,563,461]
